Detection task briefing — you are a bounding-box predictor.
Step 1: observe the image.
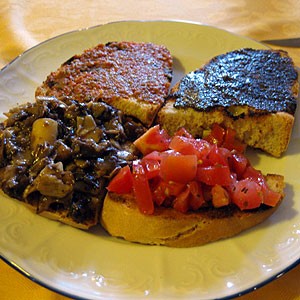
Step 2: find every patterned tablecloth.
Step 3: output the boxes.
[1,1,299,299]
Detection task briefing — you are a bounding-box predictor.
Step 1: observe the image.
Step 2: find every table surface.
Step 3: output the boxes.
[1,1,300,299]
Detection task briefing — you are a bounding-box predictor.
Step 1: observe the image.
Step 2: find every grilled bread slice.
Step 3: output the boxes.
[35,41,173,127]
[157,48,298,157]
[100,174,284,247]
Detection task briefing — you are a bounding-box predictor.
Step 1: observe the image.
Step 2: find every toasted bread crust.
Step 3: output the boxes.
[100,174,285,247]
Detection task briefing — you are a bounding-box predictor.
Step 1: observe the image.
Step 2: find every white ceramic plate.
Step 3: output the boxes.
[0,20,299,300]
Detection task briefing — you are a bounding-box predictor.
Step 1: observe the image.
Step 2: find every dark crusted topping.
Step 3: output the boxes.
[173,48,298,115]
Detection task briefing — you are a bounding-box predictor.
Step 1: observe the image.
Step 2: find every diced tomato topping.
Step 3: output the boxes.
[211,184,230,208]
[131,161,154,214]
[141,158,160,179]
[242,165,265,185]
[133,125,170,155]
[231,179,263,210]
[160,153,198,184]
[173,186,191,213]
[242,165,281,207]
[261,185,281,207]
[201,144,230,167]
[230,152,249,178]
[151,179,167,206]
[196,165,232,186]
[151,179,185,206]
[164,181,186,197]
[174,127,193,138]
[188,181,205,210]
[107,165,133,193]
[223,127,247,153]
[169,135,211,159]
[204,123,225,146]
[150,178,166,205]
[143,150,162,162]
[169,135,197,155]
[108,125,282,215]
[204,124,246,153]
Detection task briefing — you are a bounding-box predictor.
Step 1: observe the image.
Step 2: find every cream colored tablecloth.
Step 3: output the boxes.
[1,1,300,299]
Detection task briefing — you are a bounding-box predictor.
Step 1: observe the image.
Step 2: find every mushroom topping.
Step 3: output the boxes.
[76,115,103,142]
[24,162,74,199]
[0,97,146,226]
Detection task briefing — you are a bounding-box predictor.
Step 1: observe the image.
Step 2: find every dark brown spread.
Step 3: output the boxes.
[172,48,298,115]
[38,42,173,105]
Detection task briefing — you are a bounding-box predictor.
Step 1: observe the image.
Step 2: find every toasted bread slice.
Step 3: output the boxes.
[35,41,173,127]
[100,174,285,247]
[157,48,298,157]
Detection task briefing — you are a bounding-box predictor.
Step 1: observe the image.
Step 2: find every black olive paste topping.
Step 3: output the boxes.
[172,48,298,115]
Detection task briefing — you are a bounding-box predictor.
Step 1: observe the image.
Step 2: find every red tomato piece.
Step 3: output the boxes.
[143,150,162,162]
[107,165,133,194]
[196,165,232,186]
[132,161,154,214]
[211,184,230,208]
[151,180,167,206]
[173,186,191,213]
[151,179,185,206]
[193,139,213,159]
[242,165,265,185]
[204,123,225,146]
[230,152,249,178]
[201,144,230,167]
[165,181,186,197]
[242,166,281,207]
[231,179,263,210]
[169,135,196,155]
[169,135,211,159]
[133,125,170,155]
[174,127,193,138]
[141,158,160,179]
[223,127,246,153]
[262,185,282,207]
[188,181,205,210]
[160,153,198,183]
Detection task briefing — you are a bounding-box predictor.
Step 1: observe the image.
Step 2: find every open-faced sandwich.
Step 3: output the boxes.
[0,42,298,247]
[0,96,146,229]
[157,48,298,157]
[101,125,285,247]
[35,41,173,127]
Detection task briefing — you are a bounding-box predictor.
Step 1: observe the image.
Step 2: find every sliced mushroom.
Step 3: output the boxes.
[55,140,73,161]
[76,115,103,142]
[24,162,74,200]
